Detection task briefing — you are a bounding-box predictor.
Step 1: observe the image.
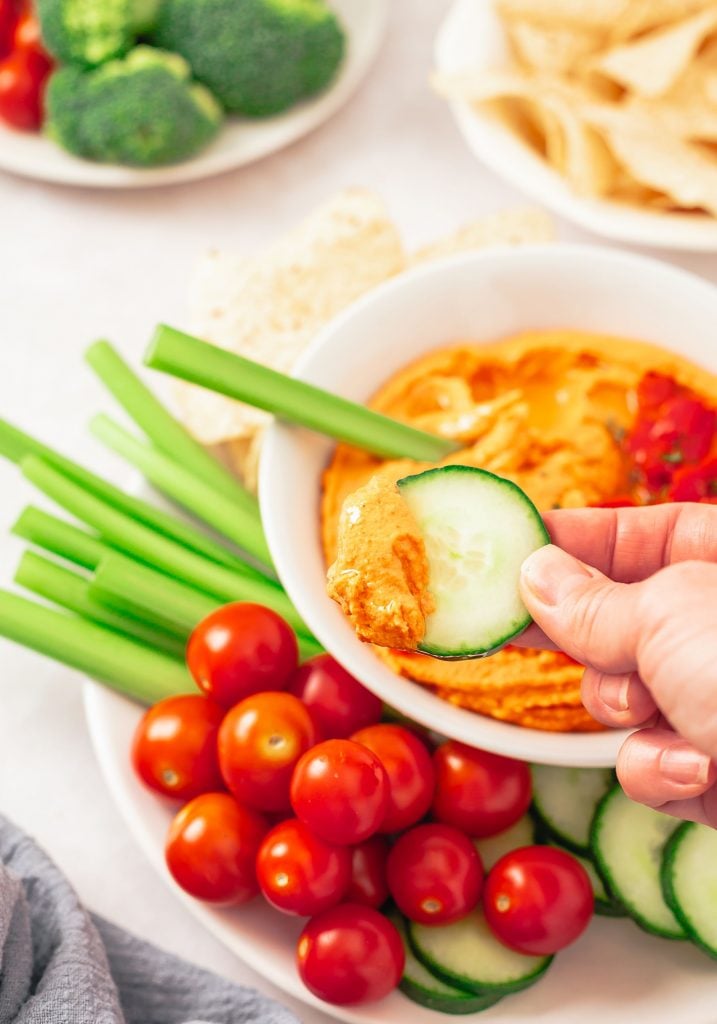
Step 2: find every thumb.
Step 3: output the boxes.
[519,545,641,675]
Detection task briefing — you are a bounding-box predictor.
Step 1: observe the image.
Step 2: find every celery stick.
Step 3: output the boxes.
[15,551,186,659]
[90,414,274,572]
[0,417,244,570]
[91,552,324,661]
[0,589,195,704]
[13,507,110,569]
[86,340,258,516]
[145,325,459,462]
[21,455,311,638]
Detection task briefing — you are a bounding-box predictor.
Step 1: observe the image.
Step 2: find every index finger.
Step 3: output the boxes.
[540,503,717,583]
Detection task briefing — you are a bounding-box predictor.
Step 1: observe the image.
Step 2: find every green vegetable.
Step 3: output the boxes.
[46,46,223,167]
[37,0,161,67]
[0,589,194,705]
[13,507,109,570]
[145,325,458,462]
[15,550,186,659]
[150,0,346,116]
[90,413,274,572]
[85,340,258,516]
[0,418,244,570]
[20,454,311,638]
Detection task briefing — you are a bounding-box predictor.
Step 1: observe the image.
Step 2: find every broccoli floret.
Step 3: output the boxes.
[45,46,224,167]
[37,0,161,67]
[151,0,346,117]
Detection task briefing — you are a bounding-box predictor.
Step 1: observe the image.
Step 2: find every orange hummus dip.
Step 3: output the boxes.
[321,329,717,733]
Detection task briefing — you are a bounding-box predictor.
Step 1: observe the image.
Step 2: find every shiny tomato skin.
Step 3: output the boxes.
[297,903,404,1006]
[187,602,299,709]
[347,837,390,909]
[350,724,435,834]
[165,792,268,905]
[256,818,351,916]
[131,694,224,800]
[218,691,317,813]
[432,741,532,838]
[387,823,483,924]
[290,739,389,845]
[288,654,382,738]
[484,846,594,955]
[0,45,52,130]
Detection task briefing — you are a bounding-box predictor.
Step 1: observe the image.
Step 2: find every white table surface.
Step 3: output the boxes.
[1,3,717,1021]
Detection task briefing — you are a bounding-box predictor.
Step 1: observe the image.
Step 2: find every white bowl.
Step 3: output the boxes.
[260,244,717,767]
[435,0,717,252]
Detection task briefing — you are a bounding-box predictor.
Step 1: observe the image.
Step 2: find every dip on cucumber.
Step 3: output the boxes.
[327,464,548,659]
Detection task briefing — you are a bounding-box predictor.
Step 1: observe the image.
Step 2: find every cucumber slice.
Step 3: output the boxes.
[531,764,614,854]
[409,908,552,996]
[473,815,535,871]
[662,821,717,959]
[389,911,503,1014]
[591,784,686,939]
[397,466,548,659]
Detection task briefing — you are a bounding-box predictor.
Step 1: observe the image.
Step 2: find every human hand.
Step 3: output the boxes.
[516,503,717,826]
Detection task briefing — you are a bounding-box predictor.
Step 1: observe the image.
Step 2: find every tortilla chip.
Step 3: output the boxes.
[506,19,602,75]
[173,188,405,445]
[611,0,717,42]
[410,208,555,265]
[495,0,628,33]
[595,8,717,98]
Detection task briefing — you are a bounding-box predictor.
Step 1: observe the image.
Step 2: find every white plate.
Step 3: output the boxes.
[259,245,717,768]
[0,0,387,189]
[435,0,717,252]
[84,678,717,1023]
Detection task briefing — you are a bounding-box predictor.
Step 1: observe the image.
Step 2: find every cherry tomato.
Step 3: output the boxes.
[387,823,483,924]
[165,792,268,905]
[350,724,435,833]
[484,846,594,955]
[0,1,18,59]
[288,654,382,737]
[187,603,299,709]
[218,691,317,813]
[290,739,389,845]
[297,904,404,1006]
[131,694,224,800]
[13,9,42,50]
[256,818,351,916]
[347,837,390,909]
[431,741,532,838]
[0,44,52,130]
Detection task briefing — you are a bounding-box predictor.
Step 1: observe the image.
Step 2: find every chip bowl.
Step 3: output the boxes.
[260,245,717,766]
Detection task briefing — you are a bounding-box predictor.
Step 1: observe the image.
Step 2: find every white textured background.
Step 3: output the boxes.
[1,3,717,1022]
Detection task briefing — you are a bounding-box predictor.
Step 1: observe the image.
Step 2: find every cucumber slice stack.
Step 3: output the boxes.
[531,764,615,854]
[662,822,717,959]
[397,466,549,659]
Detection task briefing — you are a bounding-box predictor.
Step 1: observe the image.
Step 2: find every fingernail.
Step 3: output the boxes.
[659,744,713,786]
[521,546,595,607]
[597,674,631,713]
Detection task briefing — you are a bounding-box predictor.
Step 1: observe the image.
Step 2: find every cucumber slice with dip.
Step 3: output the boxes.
[397,466,549,659]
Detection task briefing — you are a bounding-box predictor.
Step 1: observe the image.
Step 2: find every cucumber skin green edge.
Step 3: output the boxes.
[589,784,686,941]
[661,822,717,960]
[406,920,553,998]
[397,465,550,660]
[529,766,618,858]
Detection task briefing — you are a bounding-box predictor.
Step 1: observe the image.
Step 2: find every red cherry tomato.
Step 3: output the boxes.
[256,818,351,916]
[13,9,42,50]
[131,694,224,800]
[187,603,299,709]
[0,1,18,59]
[165,793,268,905]
[387,823,483,924]
[484,846,594,955]
[0,44,52,130]
[290,739,389,845]
[347,836,390,909]
[288,654,382,738]
[297,904,404,1006]
[218,691,317,813]
[432,741,532,838]
[350,724,435,833]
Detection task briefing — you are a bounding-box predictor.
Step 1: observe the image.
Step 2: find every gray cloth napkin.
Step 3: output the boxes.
[0,815,299,1024]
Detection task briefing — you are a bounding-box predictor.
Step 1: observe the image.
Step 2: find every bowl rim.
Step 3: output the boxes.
[259,243,717,766]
